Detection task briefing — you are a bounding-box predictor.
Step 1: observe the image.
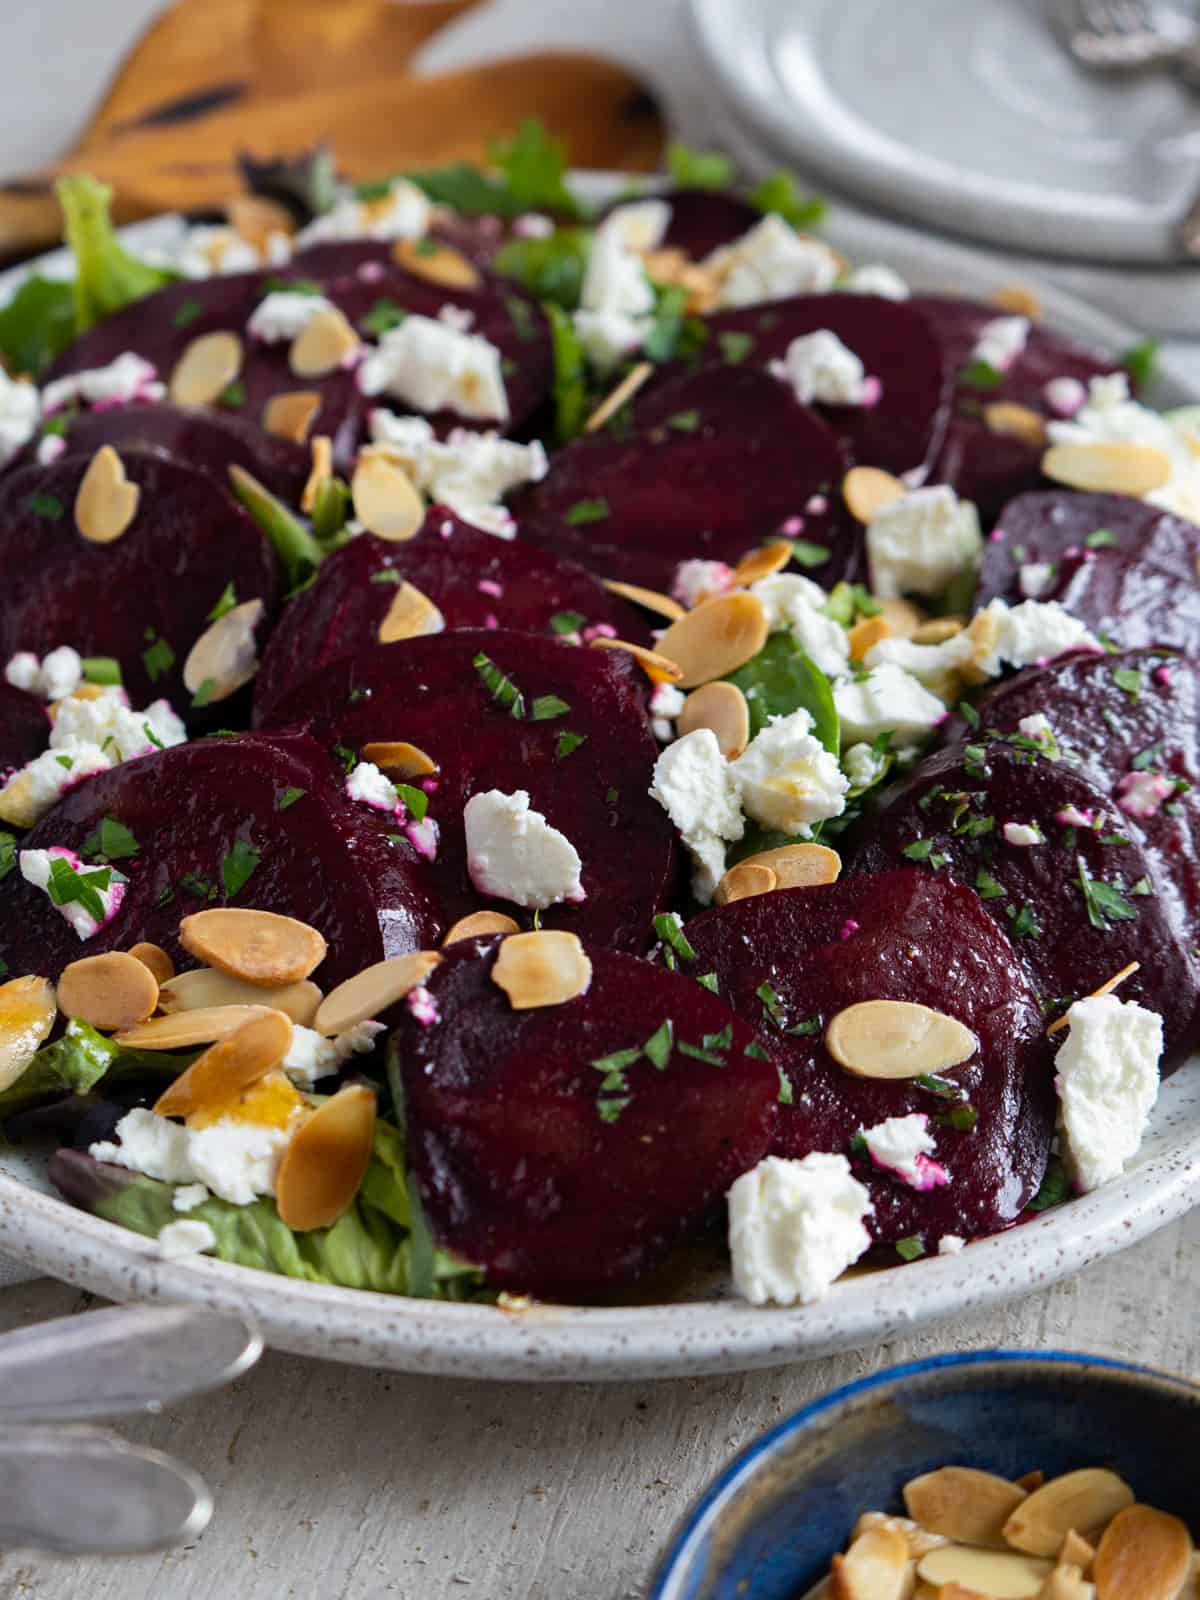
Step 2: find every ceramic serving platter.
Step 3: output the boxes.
[0,180,1197,1380]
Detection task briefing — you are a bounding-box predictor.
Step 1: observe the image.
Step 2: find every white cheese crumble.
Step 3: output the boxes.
[294,179,431,247]
[749,573,850,679]
[280,1021,386,1090]
[463,788,584,910]
[157,1219,217,1260]
[358,316,509,424]
[5,645,83,700]
[843,741,886,791]
[598,199,671,254]
[1043,375,1087,418]
[1116,770,1174,819]
[843,263,910,300]
[971,315,1030,372]
[345,760,400,813]
[1018,561,1056,600]
[1047,372,1200,524]
[727,1152,873,1306]
[138,224,291,279]
[865,485,982,601]
[0,370,40,466]
[649,682,686,743]
[834,664,947,748]
[704,215,840,308]
[368,411,547,538]
[650,728,745,903]
[730,710,848,834]
[572,220,657,372]
[861,1113,949,1191]
[938,1234,966,1255]
[771,329,871,407]
[1003,821,1043,847]
[91,1106,295,1206]
[19,846,125,939]
[971,599,1100,675]
[172,1183,209,1213]
[862,632,974,698]
[247,290,336,343]
[672,559,736,609]
[0,745,110,829]
[42,353,164,413]
[1018,712,1055,743]
[1055,994,1163,1193]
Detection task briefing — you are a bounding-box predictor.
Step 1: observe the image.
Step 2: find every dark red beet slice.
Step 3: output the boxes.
[510,365,858,592]
[0,449,279,709]
[910,295,1122,524]
[942,647,1200,953]
[253,513,650,722]
[264,629,676,953]
[0,729,437,986]
[0,684,50,779]
[10,404,308,503]
[395,935,778,1297]
[683,871,1056,1244]
[845,744,1200,1073]
[976,490,1200,654]
[691,294,951,476]
[596,187,762,260]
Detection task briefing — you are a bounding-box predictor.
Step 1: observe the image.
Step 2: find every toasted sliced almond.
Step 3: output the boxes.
[169,331,243,406]
[1058,1530,1095,1570]
[159,969,322,1026]
[736,842,841,892]
[1042,441,1171,497]
[911,617,965,646]
[313,951,442,1035]
[115,1004,284,1050]
[129,942,175,986]
[74,446,140,544]
[960,606,1003,687]
[878,597,927,639]
[1093,1505,1191,1600]
[1005,1471,1134,1558]
[1037,1564,1094,1600]
[1046,961,1141,1036]
[848,614,891,662]
[392,236,482,291]
[377,580,445,643]
[182,597,264,703]
[263,389,321,444]
[290,305,359,378]
[714,862,778,906]
[853,1513,947,1560]
[301,435,333,514]
[361,740,438,777]
[225,193,294,248]
[734,540,794,587]
[600,578,686,622]
[992,283,1042,320]
[275,1083,377,1231]
[985,402,1048,449]
[904,1467,1028,1550]
[57,951,158,1032]
[677,681,751,758]
[353,454,426,542]
[1018,1473,1047,1493]
[154,1009,293,1119]
[589,636,683,685]
[443,911,521,945]
[831,1524,910,1600]
[917,1545,1052,1597]
[179,908,328,988]
[826,1000,978,1080]
[0,977,57,1094]
[491,931,592,1010]
[844,465,906,524]
[584,361,654,434]
[654,592,770,688]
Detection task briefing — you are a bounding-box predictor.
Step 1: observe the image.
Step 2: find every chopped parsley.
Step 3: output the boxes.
[531,694,570,721]
[549,610,586,635]
[369,568,403,585]
[563,498,609,526]
[1076,856,1137,930]
[775,1065,794,1105]
[220,837,261,899]
[643,1019,675,1070]
[667,409,701,432]
[79,816,139,862]
[207,582,238,622]
[219,380,246,408]
[1086,528,1118,549]
[555,730,586,759]
[173,298,203,328]
[46,857,115,923]
[957,700,981,729]
[653,912,697,966]
[974,869,1006,901]
[597,1096,631,1123]
[1111,666,1141,700]
[938,1103,979,1133]
[666,141,735,190]
[914,1072,963,1100]
[0,831,17,882]
[748,170,827,229]
[787,1017,821,1038]
[1130,876,1154,897]
[717,331,755,366]
[191,678,218,709]
[361,299,407,337]
[396,783,428,823]
[80,656,121,686]
[473,652,525,718]
[756,980,787,1028]
[963,745,989,781]
[958,359,1005,390]
[141,631,176,684]
[790,539,832,569]
[276,787,305,812]
[1006,901,1042,939]
[1120,338,1159,391]
[28,492,64,520]
[696,972,719,994]
[895,1236,926,1262]
[331,743,356,773]
[1132,740,1166,772]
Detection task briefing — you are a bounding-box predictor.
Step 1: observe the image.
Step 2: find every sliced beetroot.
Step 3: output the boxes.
[0,729,438,986]
[510,365,858,592]
[976,490,1200,653]
[253,512,650,722]
[0,684,50,778]
[0,448,279,709]
[910,295,1122,524]
[395,935,778,1297]
[845,744,1200,1073]
[692,294,951,477]
[264,629,676,953]
[683,870,1055,1244]
[595,187,762,260]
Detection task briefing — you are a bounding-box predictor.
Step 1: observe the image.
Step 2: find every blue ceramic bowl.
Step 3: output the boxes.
[651,1350,1200,1599]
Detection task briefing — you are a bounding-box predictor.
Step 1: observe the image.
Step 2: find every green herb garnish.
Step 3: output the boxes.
[531,694,570,721]
[277,787,305,812]
[564,498,609,527]
[473,652,525,718]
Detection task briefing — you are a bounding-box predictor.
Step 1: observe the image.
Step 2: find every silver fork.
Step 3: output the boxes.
[1054,0,1200,76]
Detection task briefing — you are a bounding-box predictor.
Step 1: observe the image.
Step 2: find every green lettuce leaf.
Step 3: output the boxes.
[0,275,77,377]
[748,171,828,231]
[544,302,589,443]
[725,634,840,753]
[489,120,583,219]
[56,176,174,334]
[0,1019,189,1118]
[492,227,591,311]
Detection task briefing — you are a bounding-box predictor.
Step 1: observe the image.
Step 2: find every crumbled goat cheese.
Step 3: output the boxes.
[345,760,401,813]
[672,559,736,609]
[704,215,840,308]
[247,291,336,342]
[5,644,82,700]
[650,728,744,904]
[971,315,1030,372]
[281,1021,386,1089]
[843,741,886,791]
[728,1153,873,1306]
[834,664,948,747]
[463,789,585,909]
[172,1183,209,1213]
[0,370,40,466]
[0,745,111,829]
[730,710,849,834]
[597,199,671,254]
[861,1113,950,1191]
[971,599,1100,675]
[1117,770,1174,819]
[938,1234,966,1255]
[91,1106,295,1207]
[1055,994,1163,1193]
[843,263,910,300]
[368,411,547,538]
[157,1219,217,1260]
[42,353,164,413]
[771,329,871,407]
[1044,375,1087,417]
[20,846,125,939]
[572,221,657,372]
[359,316,509,423]
[863,632,976,699]
[1018,713,1055,742]
[649,682,687,743]
[139,223,291,279]
[865,485,982,601]
[749,573,850,679]
[1019,561,1056,600]
[294,179,430,247]
[1003,821,1044,847]
[1047,372,1200,524]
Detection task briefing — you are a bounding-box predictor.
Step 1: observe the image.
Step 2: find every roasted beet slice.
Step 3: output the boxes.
[510,365,858,592]
[595,187,762,259]
[253,513,650,721]
[691,294,951,476]
[0,684,50,778]
[0,729,437,986]
[976,490,1200,653]
[264,629,676,953]
[910,295,1122,524]
[395,935,778,1297]
[684,871,1056,1244]
[846,745,1200,1072]
[0,449,279,710]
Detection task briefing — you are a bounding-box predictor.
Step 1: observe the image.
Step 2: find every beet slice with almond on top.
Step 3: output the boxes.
[0,684,50,779]
[393,934,779,1298]
[845,744,1200,1072]
[0,729,438,987]
[684,870,1056,1247]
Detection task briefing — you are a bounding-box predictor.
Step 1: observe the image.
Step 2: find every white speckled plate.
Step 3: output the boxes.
[1,179,1198,1379]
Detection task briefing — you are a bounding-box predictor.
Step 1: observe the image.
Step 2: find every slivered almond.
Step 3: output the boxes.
[1005,1471,1134,1558]
[313,951,442,1035]
[443,911,521,945]
[830,1524,910,1600]
[826,1000,977,1080]
[74,446,139,544]
[844,466,906,524]
[263,389,321,443]
[301,435,333,513]
[179,907,327,987]
[1057,1530,1094,1570]
[361,740,438,777]
[677,681,751,758]
[290,305,359,377]
[911,617,964,646]
[226,193,294,249]
[129,942,174,986]
[992,283,1042,320]
[1037,1564,1094,1599]
[917,1545,1052,1596]
[878,597,927,639]
[848,614,891,661]
[159,968,321,1026]
[985,402,1048,449]
[714,862,777,906]
[182,597,264,703]
[169,331,243,406]
[584,361,654,434]
[739,842,841,888]
[491,930,592,1010]
[392,236,482,291]
[57,951,158,1032]
[1042,441,1171,497]
[115,1004,284,1050]
[734,540,794,587]
[1017,1473,1047,1492]
[1093,1505,1191,1600]
[1046,961,1141,1035]
[853,1513,947,1560]
[154,1009,293,1119]
[589,636,683,685]
[275,1083,377,1231]
[600,578,685,621]
[353,453,426,542]
[377,580,444,643]
[903,1467,1028,1549]
[654,592,770,688]
[0,977,57,1093]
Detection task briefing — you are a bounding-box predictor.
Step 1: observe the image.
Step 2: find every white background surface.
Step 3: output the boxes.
[0,3,1197,1595]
